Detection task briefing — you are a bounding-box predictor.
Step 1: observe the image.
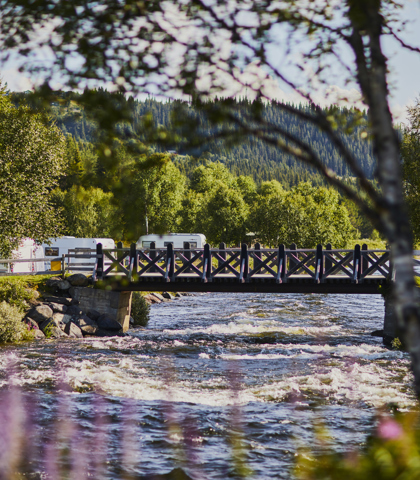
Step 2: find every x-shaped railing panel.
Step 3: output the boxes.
[173,250,204,277]
[360,251,390,278]
[324,251,354,278]
[137,250,166,276]
[287,252,316,278]
[103,250,130,276]
[248,251,278,278]
[212,251,241,277]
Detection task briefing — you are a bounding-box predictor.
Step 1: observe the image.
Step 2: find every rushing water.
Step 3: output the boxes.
[0,292,416,479]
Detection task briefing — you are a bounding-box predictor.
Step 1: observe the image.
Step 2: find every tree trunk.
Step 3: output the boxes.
[349,0,420,395]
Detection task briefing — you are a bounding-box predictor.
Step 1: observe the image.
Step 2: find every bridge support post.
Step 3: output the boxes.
[184,242,191,273]
[277,244,286,283]
[315,244,323,283]
[353,244,361,283]
[240,244,248,283]
[202,244,212,282]
[130,243,138,280]
[219,242,227,273]
[254,243,261,273]
[97,243,104,280]
[149,241,156,273]
[166,243,175,282]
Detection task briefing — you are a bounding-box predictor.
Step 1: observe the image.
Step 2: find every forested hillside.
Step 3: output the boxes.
[12,90,375,187]
[6,89,379,246]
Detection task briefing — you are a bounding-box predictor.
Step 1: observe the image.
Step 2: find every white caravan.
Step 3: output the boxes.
[7,238,44,274]
[41,237,115,272]
[137,233,206,249]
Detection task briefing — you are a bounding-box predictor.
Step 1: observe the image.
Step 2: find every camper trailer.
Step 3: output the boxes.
[8,238,44,274]
[41,237,115,272]
[137,233,206,249]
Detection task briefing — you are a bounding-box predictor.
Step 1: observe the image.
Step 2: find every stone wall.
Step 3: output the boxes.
[71,288,132,332]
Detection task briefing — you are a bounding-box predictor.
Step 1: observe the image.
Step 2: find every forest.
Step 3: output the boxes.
[7,89,382,251]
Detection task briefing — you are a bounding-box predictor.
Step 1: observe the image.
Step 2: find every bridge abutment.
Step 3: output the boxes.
[72,287,132,332]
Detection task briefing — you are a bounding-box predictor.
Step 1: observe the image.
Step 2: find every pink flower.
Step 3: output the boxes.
[377,419,403,440]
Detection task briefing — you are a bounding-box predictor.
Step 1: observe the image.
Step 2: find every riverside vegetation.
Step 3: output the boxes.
[7,88,389,251]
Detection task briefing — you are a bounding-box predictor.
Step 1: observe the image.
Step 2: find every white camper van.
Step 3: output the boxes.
[8,238,44,274]
[41,237,115,272]
[137,233,206,249]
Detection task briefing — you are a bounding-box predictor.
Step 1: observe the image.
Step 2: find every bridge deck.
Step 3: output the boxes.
[95,243,391,294]
[104,274,386,294]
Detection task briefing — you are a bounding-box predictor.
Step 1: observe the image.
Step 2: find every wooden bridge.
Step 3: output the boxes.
[94,242,391,294]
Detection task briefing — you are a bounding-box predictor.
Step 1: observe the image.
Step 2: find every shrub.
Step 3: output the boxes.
[0,279,35,312]
[0,301,28,343]
[131,292,150,327]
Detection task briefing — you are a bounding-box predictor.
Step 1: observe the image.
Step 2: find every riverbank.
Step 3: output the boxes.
[0,273,186,341]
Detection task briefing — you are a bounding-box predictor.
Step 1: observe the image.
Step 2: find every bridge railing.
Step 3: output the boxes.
[96,242,391,284]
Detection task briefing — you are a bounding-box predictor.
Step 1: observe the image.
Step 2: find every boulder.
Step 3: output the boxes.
[49,327,68,338]
[26,305,53,324]
[66,305,84,317]
[56,280,71,291]
[96,314,122,331]
[26,288,40,299]
[371,330,384,337]
[46,277,62,288]
[52,312,72,326]
[33,329,46,339]
[73,314,97,328]
[175,293,182,298]
[144,294,161,304]
[46,302,68,314]
[87,309,101,321]
[43,296,72,306]
[39,318,67,338]
[80,325,98,336]
[67,274,89,287]
[72,315,99,335]
[151,293,165,302]
[161,292,174,300]
[64,322,83,338]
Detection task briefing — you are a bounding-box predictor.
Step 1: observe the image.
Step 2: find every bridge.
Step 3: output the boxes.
[94,242,391,295]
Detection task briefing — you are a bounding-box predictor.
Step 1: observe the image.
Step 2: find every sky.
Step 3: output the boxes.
[1,1,420,123]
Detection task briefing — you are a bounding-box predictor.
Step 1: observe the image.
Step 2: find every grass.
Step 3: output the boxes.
[348,238,387,249]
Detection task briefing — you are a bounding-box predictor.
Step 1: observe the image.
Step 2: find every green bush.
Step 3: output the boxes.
[0,278,35,312]
[0,301,29,343]
[131,292,150,327]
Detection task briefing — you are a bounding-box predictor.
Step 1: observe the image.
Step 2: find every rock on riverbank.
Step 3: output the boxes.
[23,275,187,339]
[23,274,127,339]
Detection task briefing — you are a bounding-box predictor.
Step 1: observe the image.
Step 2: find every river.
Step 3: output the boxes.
[0,292,416,479]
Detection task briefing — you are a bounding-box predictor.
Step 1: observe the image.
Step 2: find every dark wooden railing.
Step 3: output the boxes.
[95,242,392,285]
